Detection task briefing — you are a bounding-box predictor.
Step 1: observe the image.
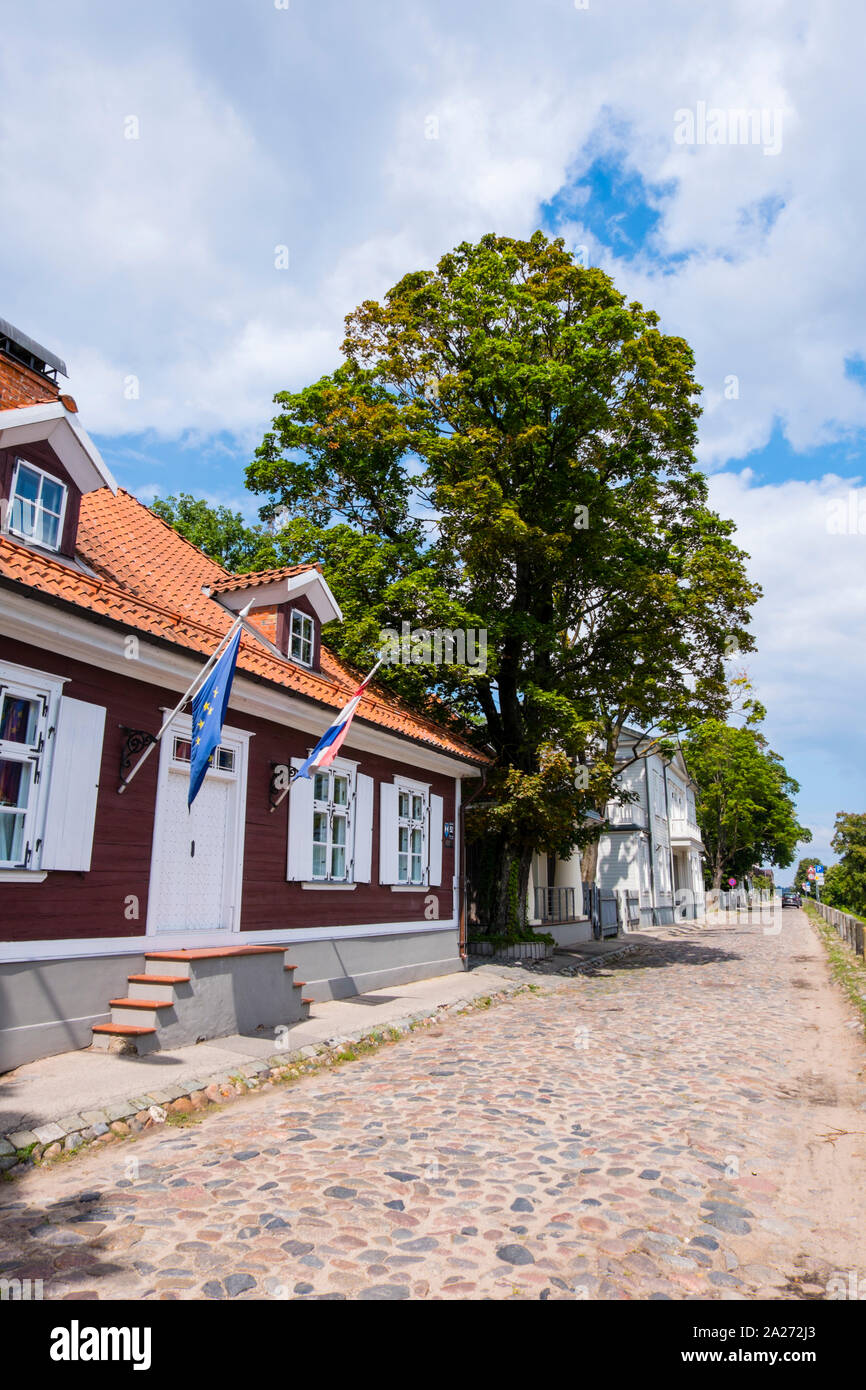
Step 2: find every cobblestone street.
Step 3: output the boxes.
[3,910,866,1301]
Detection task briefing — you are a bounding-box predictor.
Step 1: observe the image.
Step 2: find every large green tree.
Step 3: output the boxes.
[683,718,810,890]
[821,812,866,915]
[246,231,759,932]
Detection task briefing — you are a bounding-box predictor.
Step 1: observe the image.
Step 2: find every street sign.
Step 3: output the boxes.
[807,866,816,879]
[816,872,825,885]
[727,877,737,887]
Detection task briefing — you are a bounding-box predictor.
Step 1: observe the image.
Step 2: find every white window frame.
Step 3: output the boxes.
[0,660,66,870]
[395,776,430,886]
[170,733,237,776]
[289,608,314,667]
[7,458,69,553]
[310,759,356,882]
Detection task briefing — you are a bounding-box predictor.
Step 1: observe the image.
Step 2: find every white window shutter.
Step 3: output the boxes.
[286,758,314,881]
[41,697,106,871]
[428,792,444,887]
[379,782,399,884]
[353,773,374,882]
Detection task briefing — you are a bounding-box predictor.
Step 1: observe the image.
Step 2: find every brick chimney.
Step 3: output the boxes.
[0,317,66,409]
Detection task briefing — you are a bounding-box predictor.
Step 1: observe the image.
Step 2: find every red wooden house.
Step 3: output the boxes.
[0,320,487,1070]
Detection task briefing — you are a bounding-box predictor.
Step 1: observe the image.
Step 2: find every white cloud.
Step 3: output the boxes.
[708,468,866,861]
[1,2,863,461]
[2,0,865,858]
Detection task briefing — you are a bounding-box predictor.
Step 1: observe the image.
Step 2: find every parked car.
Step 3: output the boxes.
[781,889,802,908]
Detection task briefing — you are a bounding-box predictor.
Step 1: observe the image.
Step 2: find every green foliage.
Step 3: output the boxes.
[821,812,866,916]
[682,717,810,888]
[818,861,847,908]
[151,493,264,572]
[246,233,759,928]
[151,233,762,933]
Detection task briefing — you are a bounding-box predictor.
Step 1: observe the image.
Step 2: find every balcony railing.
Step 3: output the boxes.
[534,885,580,924]
[669,816,701,840]
[604,800,647,828]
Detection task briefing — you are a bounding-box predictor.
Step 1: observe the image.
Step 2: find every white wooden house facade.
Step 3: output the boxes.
[529,731,705,940]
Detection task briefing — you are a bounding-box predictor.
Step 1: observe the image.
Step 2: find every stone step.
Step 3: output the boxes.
[129,973,189,984]
[128,976,189,1004]
[91,946,310,1054]
[91,1021,159,1055]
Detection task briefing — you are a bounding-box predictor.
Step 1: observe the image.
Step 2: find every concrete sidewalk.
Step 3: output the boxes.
[0,963,534,1158]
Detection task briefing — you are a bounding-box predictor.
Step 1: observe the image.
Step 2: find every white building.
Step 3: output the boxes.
[529,730,705,942]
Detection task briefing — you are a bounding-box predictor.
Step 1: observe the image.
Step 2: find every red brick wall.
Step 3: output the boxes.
[247,604,279,646]
[0,351,60,409]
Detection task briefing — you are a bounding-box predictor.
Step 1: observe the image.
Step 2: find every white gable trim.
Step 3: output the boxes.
[0,403,117,494]
[214,569,343,625]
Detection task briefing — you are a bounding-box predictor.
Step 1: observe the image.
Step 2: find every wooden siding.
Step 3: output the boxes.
[596,831,641,895]
[0,636,456,943]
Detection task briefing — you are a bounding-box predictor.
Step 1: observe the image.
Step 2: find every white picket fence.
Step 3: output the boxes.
[812,899,865,958]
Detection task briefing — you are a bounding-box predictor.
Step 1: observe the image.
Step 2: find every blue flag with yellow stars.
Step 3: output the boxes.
[188,624,242,807]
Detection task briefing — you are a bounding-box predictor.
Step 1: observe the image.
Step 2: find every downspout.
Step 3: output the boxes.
[662,760,676,919]
[646,753,659,926]
[458,766,488,961]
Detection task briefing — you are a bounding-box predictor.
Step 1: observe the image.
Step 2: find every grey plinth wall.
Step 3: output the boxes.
[284,928,463,1002]
[0,953,145,1073]
[0,927,464,1072]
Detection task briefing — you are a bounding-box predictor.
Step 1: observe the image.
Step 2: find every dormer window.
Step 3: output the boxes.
[289,609,314,667]
[9,459,67,551]
[206,563,341,675]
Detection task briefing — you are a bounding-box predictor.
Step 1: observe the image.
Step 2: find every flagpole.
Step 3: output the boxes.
[269,653,386,812]
[116,600,254,794]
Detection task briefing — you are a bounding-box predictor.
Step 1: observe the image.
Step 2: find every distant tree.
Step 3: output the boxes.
[683,718,810,890]
[818,861,847,909]
[823,812,866,916]
[151,493,264,572]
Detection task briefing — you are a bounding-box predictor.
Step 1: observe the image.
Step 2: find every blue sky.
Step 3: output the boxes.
[3,0,865,872]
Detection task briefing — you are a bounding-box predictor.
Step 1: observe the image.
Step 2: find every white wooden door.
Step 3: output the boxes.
[147,723,247,934]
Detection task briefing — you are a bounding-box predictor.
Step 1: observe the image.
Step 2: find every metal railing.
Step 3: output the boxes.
[534,885,580,923]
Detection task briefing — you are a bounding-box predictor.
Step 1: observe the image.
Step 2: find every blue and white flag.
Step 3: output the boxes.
[188,624,242,806]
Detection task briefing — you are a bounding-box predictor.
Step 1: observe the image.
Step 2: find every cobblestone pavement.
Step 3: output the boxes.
[3,910,866,1301]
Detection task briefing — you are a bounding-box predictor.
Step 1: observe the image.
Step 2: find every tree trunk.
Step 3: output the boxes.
[581,836,600,885]
[473,832,534,937]
[711,863,724,891]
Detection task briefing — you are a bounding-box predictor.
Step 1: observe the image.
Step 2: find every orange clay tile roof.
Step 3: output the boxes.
[209,563,321,593]
[0,487,487,766]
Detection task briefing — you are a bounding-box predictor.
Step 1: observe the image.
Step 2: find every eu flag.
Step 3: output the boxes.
[188,625,242,807]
